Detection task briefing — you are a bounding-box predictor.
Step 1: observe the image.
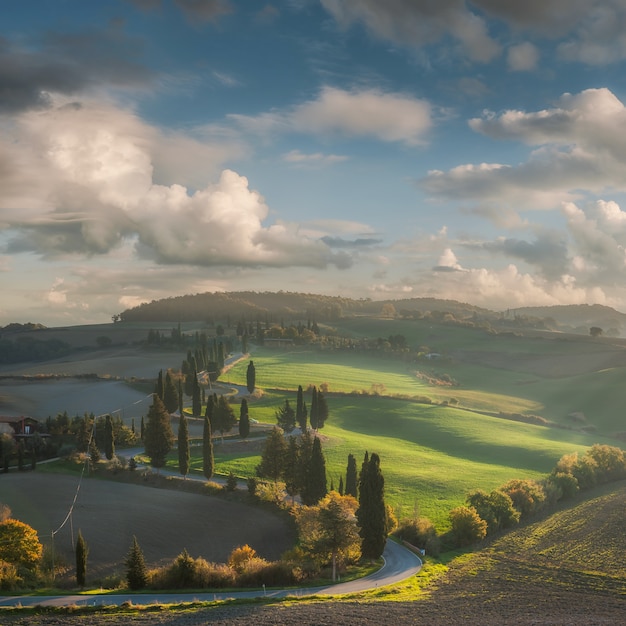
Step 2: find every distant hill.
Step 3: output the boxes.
[512,304,626,335]
[1,322,47,333]
[118,291,496,324]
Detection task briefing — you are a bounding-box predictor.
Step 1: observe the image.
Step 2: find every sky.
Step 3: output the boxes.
[3,1,626,327]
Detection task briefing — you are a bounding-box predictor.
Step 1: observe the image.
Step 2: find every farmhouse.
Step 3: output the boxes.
[0,415,42,441]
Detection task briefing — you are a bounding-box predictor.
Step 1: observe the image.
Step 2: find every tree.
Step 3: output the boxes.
[283,436,301,502]
[296,385,307,432]
[155,369,164,401]
[0,518,43,569]
[310,386,319,430]
[316,391,329,430]
[239,398,250,439]
[256,426,287,482]
[301,436,327,505]
[192,371,201,417]
[501,479,546,517]
[163,371,179,414]
[345,453,358,498]
[466,489,519,534]
[590,326,603,337]
[202,416,214,480]
[449,506,487,547]
[89,439,100,471]
[75,529,88,587]
[178,413,190,479]
[357,452,387,560]
[276,398,296,433]
[246,360,256,394]
[104,414,115,461]
[215,395,237,442]
[144,394,174,471]
[125,536,148,590]
[295,492,361,582]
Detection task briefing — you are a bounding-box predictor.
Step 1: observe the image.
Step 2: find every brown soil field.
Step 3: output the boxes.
[0,473,294,582]
[4,481,625,625]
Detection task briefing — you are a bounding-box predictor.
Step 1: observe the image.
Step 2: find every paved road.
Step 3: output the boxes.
[0,540,421,608]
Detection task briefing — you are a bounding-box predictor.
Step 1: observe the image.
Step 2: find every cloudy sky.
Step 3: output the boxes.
[3,0,626,326]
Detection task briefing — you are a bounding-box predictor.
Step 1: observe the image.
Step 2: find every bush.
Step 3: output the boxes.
[395,517,441,557]
[228,545,257,573]
[449,506,487,547]
[237,559,304,588]
[500,479,546,517]
[0,560,21,591]
[226,471,238,492]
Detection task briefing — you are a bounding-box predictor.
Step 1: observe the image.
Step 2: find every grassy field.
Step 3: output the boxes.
[175,389,597,530]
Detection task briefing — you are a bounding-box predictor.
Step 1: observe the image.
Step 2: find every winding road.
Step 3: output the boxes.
[0,540,421,608]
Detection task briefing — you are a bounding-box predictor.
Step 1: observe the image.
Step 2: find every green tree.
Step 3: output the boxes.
[192,371,201,417]
[215,395,236,442]
[466,489,520,534]
[104,414,115,461]
[302,436,327,505]
[75,529,88,587]
[276,398,296,433]
[345,453,358,498]
[309,386,319,430]
[449,506,487,547]
[144,394,174,471]
[246,360,256,394]
[501,479,546,517]
[357,452,387,560]
[155,369,164,401]
[89,439,100,471]
[295,492,361,582]
[163,370,179,414]
[178,413,190,479]
[296,385,307,432]
[125,536,148,590]
[239,398,250,439]
[256,426,287,482]
[284,435,301,502]
[202,416,214,481]
[0,518,43,569]
[316,390,329,430]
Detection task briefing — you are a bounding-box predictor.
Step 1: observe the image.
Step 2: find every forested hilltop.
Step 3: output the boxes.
[117,291,626,335]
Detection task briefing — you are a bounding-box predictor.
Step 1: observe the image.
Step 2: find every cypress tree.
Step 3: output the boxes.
[338,475,344,495]
[345,453,358,498]
[104,414,115,461]
[163,371,179,414]
[144,395,174,471]
[302,436,327,505]
[357,452,387,560]
[140,416,145,441]
[296,385,307,432]
[155,369,164,401]
[284,435,300,502]
[178,413,190,479]
[75,529,88,587]
[178,378,184,415]
[239,398,250,439]
[310,386,318,431]
[317,391,329,430]
[215,395,236,442]
[192,371,201,416]
[203,416,214,480]
[246,360,256,394]
[205,393,217,433]
[125,536,148,590]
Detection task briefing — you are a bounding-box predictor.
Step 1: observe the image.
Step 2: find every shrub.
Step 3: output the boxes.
[226,471,238,492]
[500,479,546,517]
[228,545,257,573]
[547,471,579,500]
[449,506,487,547]
[0,560,20,591]
[586,444,626,482]
[395,517,441,557]
[247,476,258,496]
[236,559,304,588]
[466,489,519,534]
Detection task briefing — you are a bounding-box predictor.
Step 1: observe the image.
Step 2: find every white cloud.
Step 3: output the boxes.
[283,150,348,167]
[0,97,354,271]
[231,86,432,146]
[507,42,540,71]
[421,88,626,213]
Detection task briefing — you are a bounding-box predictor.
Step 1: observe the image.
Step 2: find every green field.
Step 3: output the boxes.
[169,331,618,530]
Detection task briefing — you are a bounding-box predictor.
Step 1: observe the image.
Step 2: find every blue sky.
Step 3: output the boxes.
[3,0,626,326]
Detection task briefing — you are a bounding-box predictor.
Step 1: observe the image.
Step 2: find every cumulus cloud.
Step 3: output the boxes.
[0,98,354,271]
[231,86,432,146]
[421,88,626,213]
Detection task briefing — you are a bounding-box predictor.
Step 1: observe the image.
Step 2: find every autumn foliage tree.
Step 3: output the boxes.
[0,518,43,570]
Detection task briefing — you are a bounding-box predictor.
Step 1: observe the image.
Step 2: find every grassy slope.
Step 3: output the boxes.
[189,343,605,529]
